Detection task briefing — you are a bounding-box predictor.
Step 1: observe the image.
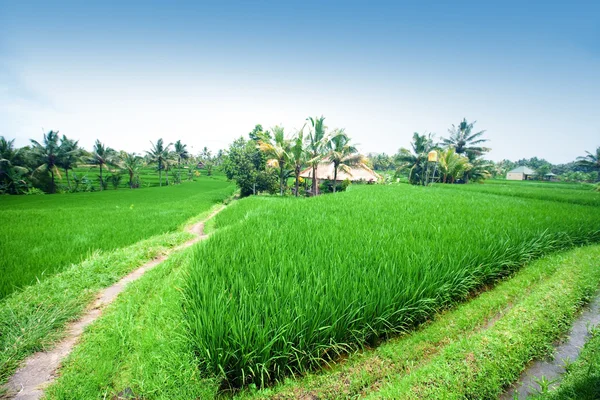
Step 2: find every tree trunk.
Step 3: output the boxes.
[50,169,55,194]
[312,164,318,196]
[99,165,103,191]
[65,168,71,190]
[129,171,134,189]
[294,165,300,197]
[159,161,162,187]
[166,167,169,185]
[333,164,338,193]
[280,164,284,196]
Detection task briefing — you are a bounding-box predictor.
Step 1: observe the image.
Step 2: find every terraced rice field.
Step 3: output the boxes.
[183,184,600,388]
[0,175,235,299]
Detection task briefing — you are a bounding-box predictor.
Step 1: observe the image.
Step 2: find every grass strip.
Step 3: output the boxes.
[240,244,569,399]
[44,247,218,400]
[0,230,191,390]
[367,244,600,399]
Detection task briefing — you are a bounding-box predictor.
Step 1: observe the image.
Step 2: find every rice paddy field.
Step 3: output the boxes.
[0,175,235,299]
[183,183,600,388]
[3,179,600,399]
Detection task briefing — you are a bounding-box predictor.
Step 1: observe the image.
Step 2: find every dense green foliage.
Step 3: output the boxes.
[183,184,600,388]
[0,177,235,299]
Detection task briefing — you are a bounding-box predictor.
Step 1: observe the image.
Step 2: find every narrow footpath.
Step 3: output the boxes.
[4,206,225,400]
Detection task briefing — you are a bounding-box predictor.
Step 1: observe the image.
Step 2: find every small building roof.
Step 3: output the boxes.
[508,166,536,175]
[299,162,380,182]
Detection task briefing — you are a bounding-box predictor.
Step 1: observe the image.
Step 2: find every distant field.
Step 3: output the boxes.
[54,165,206,191]
[0,176,235,299]
[183,183,600,388]
[439,179,600,206]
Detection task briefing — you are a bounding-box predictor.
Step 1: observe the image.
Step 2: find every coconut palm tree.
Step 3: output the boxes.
[396,132,436,185]
[119,152,143,188]
[174,140,189,183]
[437,147,470,183]
[30,131,61,193]
[326,129,362,192]
[56,135,80,190]
[146,139,172,187]
[258,125,291,196]
[577,146,600,182]
[87,140,115,191]
[306,115,328,195]
[442,119,489,157]
[0,136,28,194]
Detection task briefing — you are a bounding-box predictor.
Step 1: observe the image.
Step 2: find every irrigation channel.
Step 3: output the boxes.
[3,205,226,400]
[501,293,600,399]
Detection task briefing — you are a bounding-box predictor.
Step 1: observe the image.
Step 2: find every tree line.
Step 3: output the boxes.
[367,120,600,184]
[0,132,220,194]
[222,116,364,197]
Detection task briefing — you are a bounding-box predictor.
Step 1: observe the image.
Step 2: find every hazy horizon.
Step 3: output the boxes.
[1,0,598,164]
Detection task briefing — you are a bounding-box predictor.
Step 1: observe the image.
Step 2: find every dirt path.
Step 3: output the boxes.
[4,206,225,400]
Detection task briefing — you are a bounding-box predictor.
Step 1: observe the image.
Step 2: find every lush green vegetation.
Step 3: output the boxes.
[0,176,235,299]
[0,230,191,389]
[437,179,600,206]
[183,184,600,388]
[42,217,600,399]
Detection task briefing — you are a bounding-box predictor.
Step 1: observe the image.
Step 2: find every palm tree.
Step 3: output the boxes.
[146,139,172,187]
[396,132,436,185]
[30,131,61,193]
[120,152,143,188]
[306,115,328,195]
[442,119,489,157]
[289,127,306,197]
[326,129,361,192]
[0,136,28,194]
[174,140,189,183]
[258,126,291,196]
[577,146,600,182]
[437,147,470,183]
[87,140,115,191]
[56,135,80,190]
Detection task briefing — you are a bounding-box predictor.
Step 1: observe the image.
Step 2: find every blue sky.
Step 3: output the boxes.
[1,0,598,163]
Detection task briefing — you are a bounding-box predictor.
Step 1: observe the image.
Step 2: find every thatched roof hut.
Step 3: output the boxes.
[299,162,381,182]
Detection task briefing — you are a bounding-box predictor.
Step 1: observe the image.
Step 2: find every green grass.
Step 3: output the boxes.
[367,245,600,399]
[0,175,235,299]
[0,230,191,389]
[439,179,600,206]
[183,184,600,389]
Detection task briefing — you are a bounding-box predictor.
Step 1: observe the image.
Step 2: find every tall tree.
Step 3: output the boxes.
[30,131,61,193]
[56,135,80,190]
[258,125,291,196]
[576,146,600,182]
[306,115,328,195]
[442,119,489,157]
[146,139,172,187]
[87,140,115,191]
[174,140,189,183]
[0,136,28,194]
[326,129,361,192]
[120,152,143,189]
[396,132,436,185]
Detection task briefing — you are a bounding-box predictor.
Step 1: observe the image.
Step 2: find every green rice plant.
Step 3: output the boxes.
[183,184,600,389]
[437,180,600,206]
[0,176,235,299]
